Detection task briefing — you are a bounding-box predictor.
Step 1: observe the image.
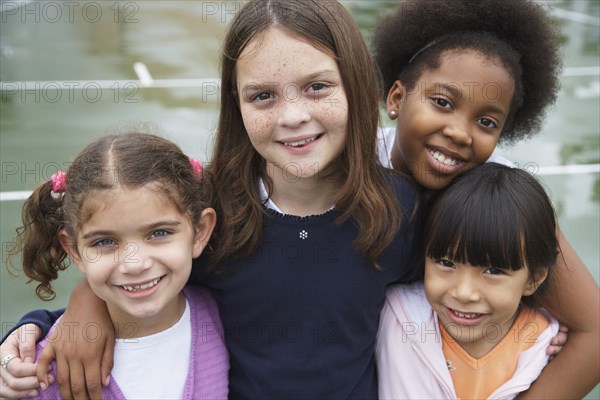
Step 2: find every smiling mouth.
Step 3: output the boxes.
[450,308,483,319]
[120,276,163,292]
[280,134,323,148]
[427,147,464,166]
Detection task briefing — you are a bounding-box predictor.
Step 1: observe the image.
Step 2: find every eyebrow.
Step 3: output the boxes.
[81,220,182,240]
[240,70,340,89]
[431,83,509,117]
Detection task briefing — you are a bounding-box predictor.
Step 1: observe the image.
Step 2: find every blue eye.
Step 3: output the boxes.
[309,83,327,91]
[94,239,116,247]
[150,230,169,239]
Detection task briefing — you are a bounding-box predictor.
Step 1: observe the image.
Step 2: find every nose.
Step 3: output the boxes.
[442,117,473,146]
[450,273,481,303]
[118,243,153,275]
[277,92,311,128]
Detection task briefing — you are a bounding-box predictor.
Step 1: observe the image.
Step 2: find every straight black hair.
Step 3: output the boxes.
[424,163,558,307]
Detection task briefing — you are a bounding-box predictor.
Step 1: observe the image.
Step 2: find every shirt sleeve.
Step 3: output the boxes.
[1,308,64,344]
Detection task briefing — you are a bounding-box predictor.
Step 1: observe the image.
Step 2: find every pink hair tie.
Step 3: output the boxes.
[50,171,67,200]
[189,158,203,179]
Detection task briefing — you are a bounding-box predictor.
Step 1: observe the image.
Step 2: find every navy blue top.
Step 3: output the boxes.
[4,173,423,399]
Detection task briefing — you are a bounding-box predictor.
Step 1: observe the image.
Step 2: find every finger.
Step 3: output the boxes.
[0,378,39,399]
[36,344,56,389]
[54,353,75,400]
[100,338,114,387]
[546,344,562,356]
[67,361,90,400]
[84,360,105,399]
[0,370,40,391]
[17,324,41,364]
[4,358,36,379]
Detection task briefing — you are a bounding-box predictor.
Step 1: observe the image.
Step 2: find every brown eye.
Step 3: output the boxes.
[438,259,455,268]
[477,117,498,129]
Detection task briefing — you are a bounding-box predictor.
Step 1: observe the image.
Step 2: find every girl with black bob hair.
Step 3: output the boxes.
[378,163,560,399]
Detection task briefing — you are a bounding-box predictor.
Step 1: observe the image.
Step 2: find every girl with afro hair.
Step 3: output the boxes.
[373,0,599,398]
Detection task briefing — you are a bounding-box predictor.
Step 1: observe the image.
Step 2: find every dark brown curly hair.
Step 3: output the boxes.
[373,0,562,144]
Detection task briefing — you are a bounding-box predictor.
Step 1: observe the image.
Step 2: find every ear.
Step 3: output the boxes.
[386,80,407,119]
[59,230,86,274]
[523,267,549,296]
[192,208,217,258]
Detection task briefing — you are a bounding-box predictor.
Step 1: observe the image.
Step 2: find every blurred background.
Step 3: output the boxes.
[1,1,598,397]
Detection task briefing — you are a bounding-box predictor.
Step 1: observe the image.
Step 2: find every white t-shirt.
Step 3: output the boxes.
[376,126,514,168]
[112,298,192,399]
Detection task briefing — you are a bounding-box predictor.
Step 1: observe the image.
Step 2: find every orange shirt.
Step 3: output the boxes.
[441,307,549,399]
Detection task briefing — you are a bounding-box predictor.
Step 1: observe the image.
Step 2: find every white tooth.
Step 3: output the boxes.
[122,278,160,292]
[430,149,459,165]
[285,136,318,147]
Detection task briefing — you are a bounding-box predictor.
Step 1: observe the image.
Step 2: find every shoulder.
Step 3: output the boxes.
[183,286,220,325]
[382,170,420,208]
[377,126,396,167]
[486,149,515,167]
[384,283,429,318]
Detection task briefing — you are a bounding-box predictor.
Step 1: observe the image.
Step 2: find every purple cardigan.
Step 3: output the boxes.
[28,286,229,399]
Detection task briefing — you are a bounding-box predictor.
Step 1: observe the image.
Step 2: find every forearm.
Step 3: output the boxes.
[520,231,600,398]
[1,309,64,344]
[518,330,599,398]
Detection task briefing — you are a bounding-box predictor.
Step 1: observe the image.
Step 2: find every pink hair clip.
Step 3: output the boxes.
[50,171,67,200]
[189,158,203,179]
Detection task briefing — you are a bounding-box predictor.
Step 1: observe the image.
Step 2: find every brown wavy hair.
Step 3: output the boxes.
[208,0,402,270]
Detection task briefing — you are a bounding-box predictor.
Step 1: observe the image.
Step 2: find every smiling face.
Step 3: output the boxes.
[236,27,348,186]
[387,50,515,190]
[62,185,214,338]
[424,257,543,358]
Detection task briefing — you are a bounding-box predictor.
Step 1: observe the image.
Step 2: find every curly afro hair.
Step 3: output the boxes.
[373,0,562,144]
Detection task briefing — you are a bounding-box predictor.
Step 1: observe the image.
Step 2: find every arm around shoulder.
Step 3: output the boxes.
[518,231,600,399]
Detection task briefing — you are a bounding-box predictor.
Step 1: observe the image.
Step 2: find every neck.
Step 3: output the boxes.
[267,163,342,217]
[108,292,186,338]
[390,141,408,174]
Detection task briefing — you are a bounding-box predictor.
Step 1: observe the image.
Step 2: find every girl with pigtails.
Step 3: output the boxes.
[2,133,228,399]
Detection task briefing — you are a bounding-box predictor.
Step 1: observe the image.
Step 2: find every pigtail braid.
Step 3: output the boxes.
[12,180,69,300]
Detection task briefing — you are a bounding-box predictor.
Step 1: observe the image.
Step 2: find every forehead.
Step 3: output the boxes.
[236,28,338,83]
[419,49,515,110]
[77,184,179,228]
[422,49,514,87]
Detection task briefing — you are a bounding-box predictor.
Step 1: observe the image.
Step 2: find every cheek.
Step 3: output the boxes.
[424,267,444,298]
[322,88,348,125]
[240,106,273,141]
[473,135,501,163]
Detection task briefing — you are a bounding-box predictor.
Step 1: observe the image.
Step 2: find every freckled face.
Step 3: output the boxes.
[388,50,515,190]
[236,27,348,183]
